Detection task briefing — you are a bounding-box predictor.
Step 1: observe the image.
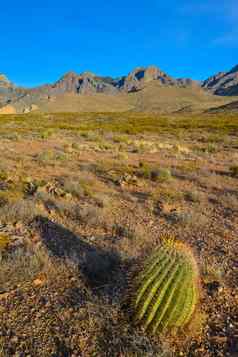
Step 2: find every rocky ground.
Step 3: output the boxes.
[0,112,237,356]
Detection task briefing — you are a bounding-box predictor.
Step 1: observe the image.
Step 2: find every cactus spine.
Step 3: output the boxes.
[133,240,199,334]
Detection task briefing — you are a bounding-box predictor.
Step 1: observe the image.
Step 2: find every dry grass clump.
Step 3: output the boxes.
[36,150,68,165]
[40,128,55,140]
[61,177,85,198]
[138,162,172,182]
[152,187,184,204]
[0,234,10,251]
[0,194,8,208]
[73,203,111,229]
[80,130,102,142]
[112,222,144,241]
[93,159,134,184]
[37,194,75,217]
[205,143,218,153]
[219,193,238,212]
[0,199,40,224]
[114,151,129,161]
[184,190,201,203]
[166,209,209,230]
[112,134,130,144]
[230,165,238,177]
[62,175,97,199]
[0,246,48,290]
[0,169,8,181]
[36,150,55,163]
[3,132,21,141]
[131,139,158,154]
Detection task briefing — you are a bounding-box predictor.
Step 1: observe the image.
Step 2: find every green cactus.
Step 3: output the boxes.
[133,240,199,335]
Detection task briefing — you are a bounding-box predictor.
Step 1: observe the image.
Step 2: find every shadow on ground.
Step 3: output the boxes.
[32,216,124,296]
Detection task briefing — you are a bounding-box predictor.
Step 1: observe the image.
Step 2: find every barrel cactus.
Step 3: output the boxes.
[133,240,199,335]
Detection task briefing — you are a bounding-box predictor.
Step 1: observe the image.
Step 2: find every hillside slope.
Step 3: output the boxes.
[207,100,238,113]
[11,81,235,114]
[202,64,238,96]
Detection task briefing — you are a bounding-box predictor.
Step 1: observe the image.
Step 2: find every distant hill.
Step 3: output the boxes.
[0,65,237,114]
[0,74,26,109]
[202,64,238,96]
[127,80,233,113]
[26,65,200,97]
[206,100,238,113]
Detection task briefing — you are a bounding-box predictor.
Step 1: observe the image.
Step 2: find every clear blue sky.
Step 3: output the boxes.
[0,0,237,87]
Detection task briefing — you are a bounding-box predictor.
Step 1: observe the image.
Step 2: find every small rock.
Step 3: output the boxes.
[0,292,9,300]
[33,278,45,287]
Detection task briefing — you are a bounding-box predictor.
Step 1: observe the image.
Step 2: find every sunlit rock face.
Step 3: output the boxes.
[202,64,238,96]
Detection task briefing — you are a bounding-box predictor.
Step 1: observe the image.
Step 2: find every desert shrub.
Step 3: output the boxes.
[55,152,67,161]
[93,193,112,209]
[0,234,10,251]
[0,199,40,224]
[4,132,20,141]
[203,143,217,154]
[152,188,183,204]
[115,152,129,161]
[138,162,172,182]
[137,162,151,179]
[62,178,85,198]
[113,134,130,144]
[0,247,48,290]
[151,168,172,182]
[165,209,209,229]
[0,195,8,208]
[74,203,108,228]
[40,129,55,139]
[219,193,238,212]
[36,150,67,164]
[36,150,55,163]
[80,131,101,142]
[184,190,201,203]
[22,180,39,196]
[112,223,135,240]
[72,142,80,150]
[0,170,8,181]
[165,211,191,225]
[63,143,74,153]
[230,165,238,177]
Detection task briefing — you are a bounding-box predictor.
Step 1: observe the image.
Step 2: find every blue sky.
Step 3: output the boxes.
[0,0,237,87]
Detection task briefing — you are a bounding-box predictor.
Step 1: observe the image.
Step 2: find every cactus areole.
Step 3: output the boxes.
[133,240,199,335]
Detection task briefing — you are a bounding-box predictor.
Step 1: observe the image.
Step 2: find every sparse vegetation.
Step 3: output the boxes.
[0,199,40,224]
[230,165,238,177]
[0,111,237,356]
[138,162,172,182]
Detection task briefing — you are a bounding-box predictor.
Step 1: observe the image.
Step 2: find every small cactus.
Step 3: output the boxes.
[133,240,199,335]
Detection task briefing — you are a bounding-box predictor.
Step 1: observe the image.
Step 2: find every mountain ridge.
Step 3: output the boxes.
[0,64,237,114]
[202,64,238,96]
[0,65,200,94]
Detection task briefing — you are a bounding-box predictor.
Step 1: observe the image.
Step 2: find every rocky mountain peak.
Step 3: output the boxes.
[0,74,10,82]
[79,71,96,78]
[60,71,78,80]
[0,74,12,87]
[228,64,238,74]
[118,65,176,92]
[202,65,238,96]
